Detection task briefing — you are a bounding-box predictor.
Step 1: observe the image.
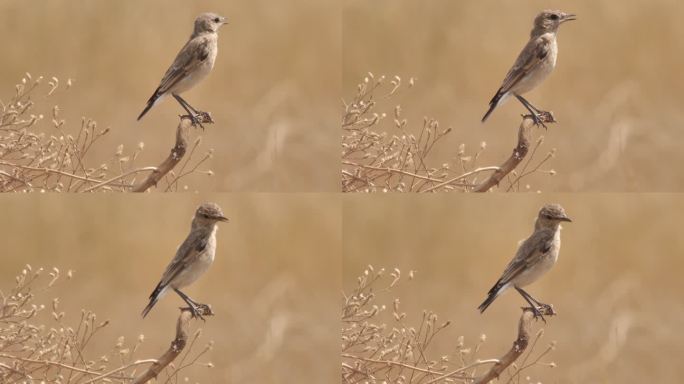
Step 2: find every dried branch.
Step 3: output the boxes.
[342,266,557,384]
[473,113,555,192]
[473,306,555,384]
[132,306,214,384]
[0,265,214,383]
[131,115,211,192]
[0,73,214,192]
[341,73,556,192]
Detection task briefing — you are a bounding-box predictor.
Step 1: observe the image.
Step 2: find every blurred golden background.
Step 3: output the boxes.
[0,0,339,192]
[344,0,684,191]
[0,194,340,383]
[343,194,684,382]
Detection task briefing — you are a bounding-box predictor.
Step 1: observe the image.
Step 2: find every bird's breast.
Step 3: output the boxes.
[170,230,217,289]
[513,36,558,95]
[169,37,218,94]
[513,228,561,287]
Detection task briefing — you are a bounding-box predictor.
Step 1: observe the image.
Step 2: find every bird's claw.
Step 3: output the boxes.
[180,112,214,130]
[524,304,556,323]
[523,111,556,130]
[532,114,548,130]
[182,303,214,321]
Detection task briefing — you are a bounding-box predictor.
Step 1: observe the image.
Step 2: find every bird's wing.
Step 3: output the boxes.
[497,229,555,286]
[498,35,551,94]
[158,231,208,287]
[156,36,212,95]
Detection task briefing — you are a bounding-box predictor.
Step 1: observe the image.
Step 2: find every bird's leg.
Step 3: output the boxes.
[172,94,206,129]
[514,94,549,129]
[515,286,553,322]
[515,286,545,322]
[174,288,207,321]
[178,95,214,124]
[177,95,202,115]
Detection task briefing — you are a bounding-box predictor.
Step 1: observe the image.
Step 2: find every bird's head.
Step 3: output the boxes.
[532,10,576,35]
[536,203,572,230]
[194,202,229,226]
[194,13,228,34]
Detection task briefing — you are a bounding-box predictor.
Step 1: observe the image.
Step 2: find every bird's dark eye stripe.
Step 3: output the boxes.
[550,14,559,20]
[214,17,220,23]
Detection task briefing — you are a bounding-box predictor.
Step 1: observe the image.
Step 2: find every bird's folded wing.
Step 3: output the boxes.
[156,36,212,94]
[159,233,207,286]
[497,229,554,285]
[499,36,551,94]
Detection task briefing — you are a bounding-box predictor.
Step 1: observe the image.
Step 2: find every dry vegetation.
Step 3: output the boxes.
[0,74,213,192]
[0,265,213,383]
[342,74,557,192]
[342,266,557,383]
[343,1,684,191]
[1,1,339,192]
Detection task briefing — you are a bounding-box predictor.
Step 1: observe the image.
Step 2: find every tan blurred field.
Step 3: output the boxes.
[0,0,340,192]
[0,195,340,383]
[343,195,684,382]
[344,0,684,192]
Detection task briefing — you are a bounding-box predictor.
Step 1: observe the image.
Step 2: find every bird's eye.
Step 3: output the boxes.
[214,17,220,23]
[550,14,559,20]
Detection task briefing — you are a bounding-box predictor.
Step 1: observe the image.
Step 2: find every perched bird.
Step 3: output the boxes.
[478,204,571,320]
[137,13,228,127]
[142,202,228,319]
[482,10,576,127]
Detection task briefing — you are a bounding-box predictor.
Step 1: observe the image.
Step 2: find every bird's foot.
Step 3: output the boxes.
[182,303,214,321]
[180,112,214,130]
[522,111,556,130]
[524,304,556,323]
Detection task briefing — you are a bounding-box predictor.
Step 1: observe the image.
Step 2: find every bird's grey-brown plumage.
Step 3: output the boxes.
[478,204,571,316]
[138,13,227,122]
[482,10,576,124]
[142,202,228,318]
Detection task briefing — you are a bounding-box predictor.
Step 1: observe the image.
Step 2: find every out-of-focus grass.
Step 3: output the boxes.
[0,194,341,383]
[343,194,684,382]
[344,0,684,191]
[0,0,340,192]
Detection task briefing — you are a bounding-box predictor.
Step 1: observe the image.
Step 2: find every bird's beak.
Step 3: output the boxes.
[221,18,229,25]
[217,215,229,222]
[561,13,577,23]
[559,216,572,222]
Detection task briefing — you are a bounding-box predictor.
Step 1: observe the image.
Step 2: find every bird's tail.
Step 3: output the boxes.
[141,282,167,318]
[481,88,506,123]
[137,88,163,121]
[477,280,508,313]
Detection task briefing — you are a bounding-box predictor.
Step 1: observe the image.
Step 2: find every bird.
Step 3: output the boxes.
[482,10,576,128]
[478,203,571,320]
[142,202,228,319]
[137,13,228,127]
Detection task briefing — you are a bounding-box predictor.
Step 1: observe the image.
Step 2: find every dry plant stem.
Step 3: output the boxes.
[341,266,556,384]
[473,307,554,384]
[1,266,214,382]
[1,75,213,192]
[132,306,213,384]
[341,74,555,193]
[131,115,210,192]
[473,113,553,192]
